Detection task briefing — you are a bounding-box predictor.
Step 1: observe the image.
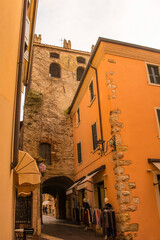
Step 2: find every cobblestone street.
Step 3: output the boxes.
[34,215,104,240]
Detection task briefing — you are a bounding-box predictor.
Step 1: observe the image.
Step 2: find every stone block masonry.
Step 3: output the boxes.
[22,42,90,181]
[21,40,91,232]
[107,66,139,240]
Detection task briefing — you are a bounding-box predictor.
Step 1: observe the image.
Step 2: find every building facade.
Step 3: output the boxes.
[0,0,38,239]
[21,37,90,222]
[69,38,160,240]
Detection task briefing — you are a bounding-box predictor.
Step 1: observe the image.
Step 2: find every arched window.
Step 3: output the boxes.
[49,63,61,78]
[77,57,86,64]
[77,67,85,81]
[40,143,51,165]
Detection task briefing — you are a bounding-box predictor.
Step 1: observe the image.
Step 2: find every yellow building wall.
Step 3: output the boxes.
[0,1,23,239]
[71,41,160,239]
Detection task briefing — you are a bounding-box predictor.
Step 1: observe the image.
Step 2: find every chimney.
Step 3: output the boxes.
[34,34,42,43]
[68,40,71,49]
[63,39,71,49]
[91,44,95,53]
[63,39,67,48]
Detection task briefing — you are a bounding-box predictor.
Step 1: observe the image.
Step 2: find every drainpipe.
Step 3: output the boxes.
[90,66,104,152]
[11,0,28,169]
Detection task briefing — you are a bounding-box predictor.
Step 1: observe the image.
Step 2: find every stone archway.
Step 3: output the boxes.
[42,176,73,219]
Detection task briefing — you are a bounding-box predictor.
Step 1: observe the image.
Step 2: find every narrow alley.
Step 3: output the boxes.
[35,215,104,240]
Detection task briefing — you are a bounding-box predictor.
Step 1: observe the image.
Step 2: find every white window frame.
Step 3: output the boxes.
[152,170,160,216]
[146,62,160,87]
[155,107,160,138]
[25,16,30,47]
[88,78,95,106]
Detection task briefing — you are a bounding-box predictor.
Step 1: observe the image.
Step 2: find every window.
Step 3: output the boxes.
[77,108,80,125]
[91,122,98,151]
[49,63,61,78]
[15,195,32,227]
[77,67,85,81]
[40,143,51,165]
[155,108,160,136]
[77,57,86,64]
[77,142,82,164]
[147,64,160,85]
[50,52,59,59]
[89,80,94,102]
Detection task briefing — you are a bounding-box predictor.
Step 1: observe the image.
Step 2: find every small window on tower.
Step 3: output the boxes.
[50,52,59,59]
[77,57,86,64]
[49,63,61,78]
[77,67,85,81]
[40,143,51,165]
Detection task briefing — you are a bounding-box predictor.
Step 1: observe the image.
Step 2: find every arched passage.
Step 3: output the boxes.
[42,176,73,219]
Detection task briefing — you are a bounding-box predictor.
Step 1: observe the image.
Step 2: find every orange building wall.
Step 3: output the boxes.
[72,41,160,239]
[97,53,160,239]
[0,1,23,239]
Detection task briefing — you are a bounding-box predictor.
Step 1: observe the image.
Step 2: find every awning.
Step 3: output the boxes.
[15,150,41,196]
[66,180,81,195]
[17,184,38,197]
[77,165,105,191]
[148,159,160,170]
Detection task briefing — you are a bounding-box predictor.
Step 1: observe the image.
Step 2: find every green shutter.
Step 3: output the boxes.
[77,142,82,163]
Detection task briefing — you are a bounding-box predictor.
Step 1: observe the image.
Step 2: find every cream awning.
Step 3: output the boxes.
[77,172,97,191]
[148,159,160,170]
[152,162,160,170]
[15,150,41,196]
[66,180,81,195]
[77,165,105,191]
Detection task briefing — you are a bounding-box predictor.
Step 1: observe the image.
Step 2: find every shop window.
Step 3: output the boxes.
[77,142,82,164]
[77,108,80,125]
[77,67,85,81]
[77,57,86,64]
[40,143,51,165]
[89,80,94,103]
[91,122,98,151]
[15,195,32,228]
[155,108,160,136]
[49,63,61,78]
[50,52,59,59]
[147,64,160,85]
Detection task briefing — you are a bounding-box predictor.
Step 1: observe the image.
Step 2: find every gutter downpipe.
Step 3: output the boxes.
[11,0,28,169]
[90,65,104,152]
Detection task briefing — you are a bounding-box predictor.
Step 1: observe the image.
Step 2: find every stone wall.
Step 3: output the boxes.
[106,63,139,240]
[22,40,90,181]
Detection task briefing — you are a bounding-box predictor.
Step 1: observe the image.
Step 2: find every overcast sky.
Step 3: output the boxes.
[35,0,160,52]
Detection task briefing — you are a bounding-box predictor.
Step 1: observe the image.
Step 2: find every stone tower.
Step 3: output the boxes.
[21,35,90,223]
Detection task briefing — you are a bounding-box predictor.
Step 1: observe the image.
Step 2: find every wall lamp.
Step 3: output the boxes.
[97,136,116,156]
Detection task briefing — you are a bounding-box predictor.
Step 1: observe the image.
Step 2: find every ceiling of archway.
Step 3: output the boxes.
[42,176,74,197]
